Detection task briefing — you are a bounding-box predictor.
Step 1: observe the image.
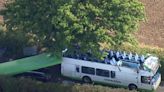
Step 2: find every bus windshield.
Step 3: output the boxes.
[151,72,160,84]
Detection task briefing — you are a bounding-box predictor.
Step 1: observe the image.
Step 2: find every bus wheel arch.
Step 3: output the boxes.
[128,84,137,90]
[82,76,92,84]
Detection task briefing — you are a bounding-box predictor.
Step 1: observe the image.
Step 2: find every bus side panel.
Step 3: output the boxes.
[137,75,153,90]
[61,62,74,78]
[116,70,138,87]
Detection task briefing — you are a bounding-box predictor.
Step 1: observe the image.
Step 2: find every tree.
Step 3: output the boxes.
[1,0,145,58]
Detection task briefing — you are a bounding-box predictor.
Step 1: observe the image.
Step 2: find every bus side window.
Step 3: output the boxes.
[96,69,110,77]
[141,76,151,84]
[76,66,80,73]
[111,71,116,78]
[81,66,95,75]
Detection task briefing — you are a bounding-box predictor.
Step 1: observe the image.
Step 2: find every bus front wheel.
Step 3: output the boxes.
[82,76,92,84]
[128,84,137,90]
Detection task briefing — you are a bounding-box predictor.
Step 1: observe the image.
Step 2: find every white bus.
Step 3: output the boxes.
[61,51,161,91]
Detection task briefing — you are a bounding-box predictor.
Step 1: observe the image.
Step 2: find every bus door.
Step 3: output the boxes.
[74,65,81,78]
[139,75,152,89]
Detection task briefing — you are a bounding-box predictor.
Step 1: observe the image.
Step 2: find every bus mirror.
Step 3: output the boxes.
[117,66,121,71]
[137,68,139,73]
[135,68,139,73]
[137,70,139,73]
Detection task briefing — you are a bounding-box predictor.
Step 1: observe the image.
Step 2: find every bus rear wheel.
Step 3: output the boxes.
[82,76,92,84]
[128,84,137,90]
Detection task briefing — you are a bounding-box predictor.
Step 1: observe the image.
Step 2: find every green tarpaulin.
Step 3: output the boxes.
[0,53,61,75]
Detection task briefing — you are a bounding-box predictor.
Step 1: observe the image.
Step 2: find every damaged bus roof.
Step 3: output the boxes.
[0,53,61,75]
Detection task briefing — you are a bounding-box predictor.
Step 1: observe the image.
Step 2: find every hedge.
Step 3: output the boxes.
[0,76,133,92]
[72,84,136,92]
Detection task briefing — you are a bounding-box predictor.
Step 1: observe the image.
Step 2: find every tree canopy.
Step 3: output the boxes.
[1,0,145,58]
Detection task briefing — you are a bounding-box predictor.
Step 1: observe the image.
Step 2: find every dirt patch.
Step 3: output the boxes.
[136,0,164,48]
[157,86,164,92]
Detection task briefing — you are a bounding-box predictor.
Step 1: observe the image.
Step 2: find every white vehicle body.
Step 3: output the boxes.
[61,53,161,91]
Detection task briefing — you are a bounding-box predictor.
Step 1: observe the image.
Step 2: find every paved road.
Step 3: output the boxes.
[157,81,164,92]
[156,86,164,92]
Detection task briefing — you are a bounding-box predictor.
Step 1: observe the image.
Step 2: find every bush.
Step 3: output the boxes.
[0,24,27,59]
[0,76,71,92]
